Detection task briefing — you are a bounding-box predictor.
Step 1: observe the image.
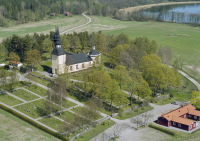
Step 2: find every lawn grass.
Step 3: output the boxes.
[61,100,77,109]
[0,109,60,141]
[32,71,54,80]
[114,106,154,120]
[149,122,200,141]
[26,75,52,87]
[25,84,48,97]
[11,89,39,101]
[71,106,103,121]
[74,119,115,141]
[36,60,52,72]
[14,99,60,119]
[38,116,64,133]
[0,94,23,106]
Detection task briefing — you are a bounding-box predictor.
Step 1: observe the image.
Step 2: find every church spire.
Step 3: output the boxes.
[53,26,62,46]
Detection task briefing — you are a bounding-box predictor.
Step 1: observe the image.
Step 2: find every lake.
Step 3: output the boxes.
[139,3,200,23]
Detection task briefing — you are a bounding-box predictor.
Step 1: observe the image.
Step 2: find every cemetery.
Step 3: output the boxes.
[0,94,23,106]
[11,89,39,101]
[25,84,47,96]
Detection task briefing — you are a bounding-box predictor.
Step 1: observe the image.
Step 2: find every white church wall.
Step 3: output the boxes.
[67,61,93,73]
[52,55,58,73]
[58,54,66,64]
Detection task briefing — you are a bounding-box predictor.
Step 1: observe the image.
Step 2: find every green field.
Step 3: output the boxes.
[0,109,60,141]
[0,15,87,41]
[11,89,39,101]
[0,94,23,106]
[25,84,48,97]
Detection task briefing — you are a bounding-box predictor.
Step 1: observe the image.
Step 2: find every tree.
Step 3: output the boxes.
[0,43,7,61]
[10,68,19,89]
[179,56,185,70]
[119,51,134,70]
[72,36,82,53]
[61,35,71,52]
[191,65,198,78]
[0,69,7,94]
[110,123,127,140]
[25,49,41,72]
[95,33,106,54]
[110,45,123,66]
[106,79,120,108]
[8,52,20,62]
[173,58,180,70]
[42,38,53,52]
[130,115,143,130]
[190,91,200,107]
[53,77,68,116]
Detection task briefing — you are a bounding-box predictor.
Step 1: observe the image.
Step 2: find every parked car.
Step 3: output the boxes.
[171,102,178,105]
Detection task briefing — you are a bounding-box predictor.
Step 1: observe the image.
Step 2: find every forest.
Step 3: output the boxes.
[0,0,199,27]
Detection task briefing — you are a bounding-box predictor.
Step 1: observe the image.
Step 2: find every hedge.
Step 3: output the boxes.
[0,103,69,141]
[148,123,175,136]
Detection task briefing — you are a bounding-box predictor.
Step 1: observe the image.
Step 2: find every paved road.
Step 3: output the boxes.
[60,12,91,35]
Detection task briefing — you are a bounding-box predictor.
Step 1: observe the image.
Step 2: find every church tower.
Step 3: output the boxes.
[51,26,66,74]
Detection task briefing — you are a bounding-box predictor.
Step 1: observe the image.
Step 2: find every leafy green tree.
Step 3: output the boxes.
[8,52,20,62]
[95,33,106,54]
[110,45,123,66]
[61,35,70,52]
[191,91,200,107]
[42,38,53,52]
[25,49,41,71]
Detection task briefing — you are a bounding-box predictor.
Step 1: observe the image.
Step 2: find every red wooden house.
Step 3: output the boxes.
[158,104,198,131]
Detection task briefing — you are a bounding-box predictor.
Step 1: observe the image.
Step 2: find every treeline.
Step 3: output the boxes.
[114,10,200,25]
[0,0,88,26]
[1,0,199,27]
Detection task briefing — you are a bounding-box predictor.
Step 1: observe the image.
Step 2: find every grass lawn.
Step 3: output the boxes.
[153,74,197,105]
[0,94,23,106]
[74,119,115,141]
[114,106,154,120]
[25,84,48,97]
[61,100,77,109]
[32,71,54,80]
[26,75,53,87]
[71,106,103,121]
[11,89,39,101]
[38,116,64,133]
[149,122,200,141]
[14,99,60,119]
[36,60,52,72]
[0,109,60,141]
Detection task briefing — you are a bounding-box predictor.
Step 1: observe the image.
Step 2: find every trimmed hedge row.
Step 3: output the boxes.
[0,103,69,141]
[148,123,175,136]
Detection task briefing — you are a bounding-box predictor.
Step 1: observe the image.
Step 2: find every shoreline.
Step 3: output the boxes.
[120,1,200,13]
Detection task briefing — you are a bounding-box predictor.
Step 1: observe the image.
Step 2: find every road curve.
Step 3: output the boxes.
[60,12,91,35]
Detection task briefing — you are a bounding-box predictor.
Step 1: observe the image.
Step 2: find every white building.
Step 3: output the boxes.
[51,27,101,75]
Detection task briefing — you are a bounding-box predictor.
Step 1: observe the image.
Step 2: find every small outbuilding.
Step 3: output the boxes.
[64,11,71,16]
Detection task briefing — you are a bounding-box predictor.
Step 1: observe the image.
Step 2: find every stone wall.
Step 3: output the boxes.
[154,94,170,101]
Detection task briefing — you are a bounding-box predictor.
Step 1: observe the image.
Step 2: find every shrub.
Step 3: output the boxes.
[101,121,105,126]
[141,107,144,110]
[0,103,69,141]
[169,92,175,98]
[148,123,175,136]
[118,108,123,117]
[150,97,154,103]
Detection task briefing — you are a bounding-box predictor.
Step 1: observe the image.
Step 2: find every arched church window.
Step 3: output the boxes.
[82,63,84,68]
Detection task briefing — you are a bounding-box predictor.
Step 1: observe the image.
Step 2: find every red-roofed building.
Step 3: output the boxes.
[64,11,71,16]
[158,104,198,131]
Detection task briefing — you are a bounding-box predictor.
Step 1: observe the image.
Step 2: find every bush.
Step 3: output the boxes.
[148,123,175,136]
[150,97,154,103]
[118,108,123,117]
[0,103,69,141]
[101,121,105,126]
[169,92,175,98]
[141,107,144,110]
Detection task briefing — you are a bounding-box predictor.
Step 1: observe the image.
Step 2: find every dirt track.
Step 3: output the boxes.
[120,1,200,13]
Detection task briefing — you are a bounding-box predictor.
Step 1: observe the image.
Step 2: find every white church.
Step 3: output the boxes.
[51,27,101,74]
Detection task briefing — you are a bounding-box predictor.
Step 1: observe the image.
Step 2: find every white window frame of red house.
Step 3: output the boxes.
[173,122,176,126]
[178,123,181,127]
[193,123,196,128]
[190,125,192,129]
[194,116,197,119]
[184,114,186,118]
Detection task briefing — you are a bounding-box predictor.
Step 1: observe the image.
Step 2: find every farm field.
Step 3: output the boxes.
[0,15,87,42]
[0,109,60,141]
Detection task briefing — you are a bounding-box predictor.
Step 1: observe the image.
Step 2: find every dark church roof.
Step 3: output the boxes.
[88,45,100,56]
[66,53,92,65]
[51,47,66,56]
[53,26,62,45]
